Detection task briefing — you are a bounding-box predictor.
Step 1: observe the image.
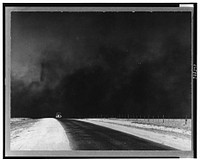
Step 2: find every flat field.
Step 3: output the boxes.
[10,118,39,140]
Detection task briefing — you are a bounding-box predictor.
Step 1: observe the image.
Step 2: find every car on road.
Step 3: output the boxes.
[56,112,62,118]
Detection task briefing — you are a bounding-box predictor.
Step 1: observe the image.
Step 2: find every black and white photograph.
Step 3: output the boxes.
[3,3,197,158]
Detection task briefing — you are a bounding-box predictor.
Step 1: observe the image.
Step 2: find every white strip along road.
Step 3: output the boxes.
[11,118,71,150]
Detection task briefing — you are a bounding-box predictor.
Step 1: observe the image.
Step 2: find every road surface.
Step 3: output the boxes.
[59,119,175,150]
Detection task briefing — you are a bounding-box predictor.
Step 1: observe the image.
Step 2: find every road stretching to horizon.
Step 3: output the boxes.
[59,119,175,150]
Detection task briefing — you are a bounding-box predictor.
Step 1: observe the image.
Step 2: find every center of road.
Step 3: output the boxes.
[59,119,175,150]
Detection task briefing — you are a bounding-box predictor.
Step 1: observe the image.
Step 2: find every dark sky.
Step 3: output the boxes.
[11,12,191,118]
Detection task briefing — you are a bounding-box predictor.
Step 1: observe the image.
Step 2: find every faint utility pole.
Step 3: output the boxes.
[185,115,187,125]
[163,115,165,123]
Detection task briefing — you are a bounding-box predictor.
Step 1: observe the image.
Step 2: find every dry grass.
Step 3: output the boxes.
[110,118,191,131]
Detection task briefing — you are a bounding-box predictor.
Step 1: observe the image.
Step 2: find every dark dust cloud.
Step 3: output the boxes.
[11,12,191,118]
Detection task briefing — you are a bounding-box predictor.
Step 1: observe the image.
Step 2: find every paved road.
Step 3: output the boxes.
[59,119,175,150]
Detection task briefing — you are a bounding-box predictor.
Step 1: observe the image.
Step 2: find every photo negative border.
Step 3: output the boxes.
[3,3,197,158]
